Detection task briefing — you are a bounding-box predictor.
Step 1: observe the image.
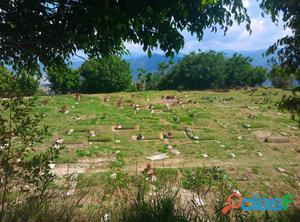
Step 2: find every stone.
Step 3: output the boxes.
[237,136,243,140]
[201,153,209,158]
[220,145,226,148]
[192,136,199,140]
[230,153,236,158]
[146,153,169,161]
[256,152,263,157]
[67,129,74,135]
[276,167,287,173]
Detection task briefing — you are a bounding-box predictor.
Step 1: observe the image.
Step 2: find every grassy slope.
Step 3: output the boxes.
[37,88,300,192]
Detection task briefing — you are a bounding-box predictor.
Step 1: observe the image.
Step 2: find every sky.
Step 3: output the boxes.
[125,0,292,55]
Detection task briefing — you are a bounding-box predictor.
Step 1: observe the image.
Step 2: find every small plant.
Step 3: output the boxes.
[0,96,61,222]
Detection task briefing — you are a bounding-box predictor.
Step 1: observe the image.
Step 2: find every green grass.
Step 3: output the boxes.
[37,88,300,191]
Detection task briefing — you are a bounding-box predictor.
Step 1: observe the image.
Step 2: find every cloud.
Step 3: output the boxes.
[125,0,292,54]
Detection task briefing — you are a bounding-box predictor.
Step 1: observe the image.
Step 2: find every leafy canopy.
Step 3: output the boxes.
[79,56,132,93]
[0,0,250,70]
[159,51,267,90]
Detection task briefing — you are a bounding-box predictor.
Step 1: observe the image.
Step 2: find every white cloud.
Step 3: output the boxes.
[125,0,293,54]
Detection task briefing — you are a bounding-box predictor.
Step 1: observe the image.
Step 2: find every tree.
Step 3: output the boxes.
[269,67,293,88]
[248,66,267,87]
[0,0,250,71]
[0,65,40,97]
[79,56,131,93]
[225,54,266,87]
[47,66,81,94]
[159,51,266,90]
[162,51,228,90]
[260,1,300,75]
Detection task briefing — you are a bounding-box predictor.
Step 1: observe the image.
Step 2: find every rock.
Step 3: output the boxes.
[230,153,236,158]
[115,140,121,143]
[281,132,288,136]
[215,140,221,144]
[276,167,287,173]
[192,136,199,140]
[201,153,209,158]
[256,152,263,157]
[67,129,74,135]
[237,136,243,140]
[220,145,226,148]
[146,153,169,161]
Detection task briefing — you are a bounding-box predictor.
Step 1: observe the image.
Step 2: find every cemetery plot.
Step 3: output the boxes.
[37,88,300,192]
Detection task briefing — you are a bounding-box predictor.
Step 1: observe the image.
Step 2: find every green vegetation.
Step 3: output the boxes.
[0,65,39,97]
[159,51,267,90]
[47,56,132,94]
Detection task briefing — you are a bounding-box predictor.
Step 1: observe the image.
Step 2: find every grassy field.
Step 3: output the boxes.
[37,87,300,193]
